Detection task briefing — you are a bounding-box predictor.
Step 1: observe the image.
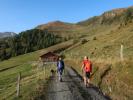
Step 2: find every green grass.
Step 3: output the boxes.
[0,52,38,71]
[0,63,34,99]
[0,59,57,100]
[0,40,73,100]
[64,22,133,100]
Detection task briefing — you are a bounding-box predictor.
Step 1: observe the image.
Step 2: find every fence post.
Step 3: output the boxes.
[44,63,46,79]
[17,72,21,97]
[42,62,46,79]
[120,44,124,61]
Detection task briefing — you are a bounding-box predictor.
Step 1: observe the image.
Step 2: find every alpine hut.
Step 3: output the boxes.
[39,52,59,63]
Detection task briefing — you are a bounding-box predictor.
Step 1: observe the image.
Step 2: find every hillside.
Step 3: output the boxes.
[36,21,74,30]
[64,6,133,100]
[36,21,85,38]
[77,6,133,26]
[0,29,63,61]
[35,6,133,40]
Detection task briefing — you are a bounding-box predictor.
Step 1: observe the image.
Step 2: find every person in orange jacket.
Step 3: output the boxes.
[81,56,92,87]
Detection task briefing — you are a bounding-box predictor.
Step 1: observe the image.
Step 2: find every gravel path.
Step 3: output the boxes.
[45,66,111,100]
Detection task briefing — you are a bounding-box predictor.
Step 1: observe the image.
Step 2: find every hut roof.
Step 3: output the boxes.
[40,52,59,58]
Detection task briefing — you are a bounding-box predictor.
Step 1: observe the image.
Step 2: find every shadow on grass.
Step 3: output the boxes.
[0,64,20,72]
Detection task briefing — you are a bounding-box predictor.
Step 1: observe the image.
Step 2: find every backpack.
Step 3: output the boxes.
[57,60,64,70]
[84,60,92,72]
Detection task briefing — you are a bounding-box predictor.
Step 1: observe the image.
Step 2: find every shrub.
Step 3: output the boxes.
[81,39,88,44]
[93,37,97,40]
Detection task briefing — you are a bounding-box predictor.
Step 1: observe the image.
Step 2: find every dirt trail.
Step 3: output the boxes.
[45,66,111,100]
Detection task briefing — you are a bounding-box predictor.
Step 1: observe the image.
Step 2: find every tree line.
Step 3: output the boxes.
[0,29,63,61]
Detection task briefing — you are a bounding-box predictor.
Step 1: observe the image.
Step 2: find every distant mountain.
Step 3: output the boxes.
[36,21,83,38]
[0,32,16,38]
[36,21,74,30]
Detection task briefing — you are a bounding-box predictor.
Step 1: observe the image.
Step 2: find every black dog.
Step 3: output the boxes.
[50,69,55,77]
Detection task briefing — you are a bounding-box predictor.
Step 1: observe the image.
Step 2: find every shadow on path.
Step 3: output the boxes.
[70,67,112,100]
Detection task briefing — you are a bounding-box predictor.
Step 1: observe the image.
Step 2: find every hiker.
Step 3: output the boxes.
[57,57,65,82]
[81,56,92,87]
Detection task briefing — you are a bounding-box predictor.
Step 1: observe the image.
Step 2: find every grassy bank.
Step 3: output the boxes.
[63,22,133,99]
[65,57,133,100]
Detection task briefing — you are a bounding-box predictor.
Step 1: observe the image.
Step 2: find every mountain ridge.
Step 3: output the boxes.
[0,32,16,38]
[35,6,133,38]
[77,6,133,26]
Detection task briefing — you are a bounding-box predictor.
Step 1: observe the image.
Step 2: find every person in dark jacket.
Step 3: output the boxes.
[57,57,65,82]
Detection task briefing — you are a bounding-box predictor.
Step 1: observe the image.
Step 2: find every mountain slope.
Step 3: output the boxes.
[65,21,133,99]
[77,6,133,26]
[64,6,133,100]
[36,21,74,30]
[36,21,84,38]
[35,6,133,39]
[0,29,63,61]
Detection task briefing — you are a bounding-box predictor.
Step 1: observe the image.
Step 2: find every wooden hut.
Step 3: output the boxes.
[39,52,59,63]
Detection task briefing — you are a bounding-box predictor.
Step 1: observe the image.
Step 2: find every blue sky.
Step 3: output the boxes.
[0,0,133,33]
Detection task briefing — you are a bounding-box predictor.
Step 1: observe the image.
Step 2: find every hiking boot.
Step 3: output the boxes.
[86,83,90,88]
[60,78,63,82]
[85,84,87,88]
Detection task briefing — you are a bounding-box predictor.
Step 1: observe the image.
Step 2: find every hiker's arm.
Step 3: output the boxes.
[90,62,92,73]
[56,62,58,72]
[81,63,84,72]
[63,61,65,71]
[57,61,58,67]
[62,61,65,69]
[90,62,92,76]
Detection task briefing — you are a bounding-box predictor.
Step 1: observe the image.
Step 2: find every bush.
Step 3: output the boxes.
[81,39,88,44]
[93,37,97,40]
